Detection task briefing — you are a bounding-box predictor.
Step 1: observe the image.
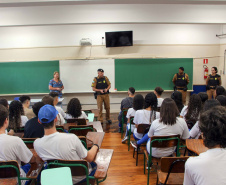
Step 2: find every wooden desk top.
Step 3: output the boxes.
[26,149,44,179]
[91,109,99,118]
[186,139,208,155]
[94,149,114,179]
[86,132,105,148]
[87,121,103,132]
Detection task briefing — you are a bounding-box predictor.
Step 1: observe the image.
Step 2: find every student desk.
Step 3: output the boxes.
[86,132,105,148]
[94,149,114,179]
[186,139,208,155]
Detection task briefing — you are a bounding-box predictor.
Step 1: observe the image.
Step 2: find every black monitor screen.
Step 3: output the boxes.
[105,31,133,47]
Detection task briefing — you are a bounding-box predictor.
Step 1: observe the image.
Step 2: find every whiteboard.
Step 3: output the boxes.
[60,59,115,93]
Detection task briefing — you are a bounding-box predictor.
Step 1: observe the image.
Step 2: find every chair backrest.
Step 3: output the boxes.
[160,157,189,173]
[130,117,135,124]
[137,124,150,134]
[69,125,94,136]
[22,138,36,149]
[150,135,180,156]
[0,160,20,178]
[41,167,73,185]
[14,127,25,133]
[122,108,129,116]
[65,118,87,125]
[56,126,64,133]
[47,159,89,177]
[83,110,92,116]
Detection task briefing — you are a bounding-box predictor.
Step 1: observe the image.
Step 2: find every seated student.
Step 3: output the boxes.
[216,95,226,106]
[190,100,221,139]
[121,94,144,143]
[0,105,36,185]
[65,98,88,120]
[146,98,190,157]
[118,87,135,132]
[0,98,9,109]
[49,92,66,118]
[184,106,226,185]
[19,95,35,120]
[34,105,99,184]
[180,94,202,129]
[154,87,164,108]
[24,102,45,138]
[42,95,65,125]
[171,91,184,113]
[215,85,226,97]
[8,100,28,133]
[130,92,160,149]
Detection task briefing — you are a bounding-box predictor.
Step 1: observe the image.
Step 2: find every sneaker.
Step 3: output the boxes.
[131,141,138,149]
[107,120,112,124]
[122,136,128,143]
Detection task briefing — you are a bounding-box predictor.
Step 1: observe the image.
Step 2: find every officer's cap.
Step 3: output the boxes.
[97,69,104,72]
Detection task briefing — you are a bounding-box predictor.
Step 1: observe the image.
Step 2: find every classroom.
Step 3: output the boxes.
[0,0,226,185]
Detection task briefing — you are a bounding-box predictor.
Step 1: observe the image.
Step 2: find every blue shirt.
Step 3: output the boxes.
[49,79,63,97]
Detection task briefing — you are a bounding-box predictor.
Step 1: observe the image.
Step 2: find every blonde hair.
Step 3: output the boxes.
[53,71,60,80]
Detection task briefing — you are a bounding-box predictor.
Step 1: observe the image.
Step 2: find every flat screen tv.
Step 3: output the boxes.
[105,31,133,47]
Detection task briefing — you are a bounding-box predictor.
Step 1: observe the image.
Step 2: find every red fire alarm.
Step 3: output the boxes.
[203,59,208,64]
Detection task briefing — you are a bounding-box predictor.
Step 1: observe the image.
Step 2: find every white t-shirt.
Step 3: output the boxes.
[189,121,201,139]
[34,132,91,184]
[147,117,190,157]
[55,106,66,119]
[0,134,33,185]
[133,110,160,139]
[184,148,226,185]
[157,98,164,108]
[65,111,88,120]
[21,115,28,127]
[126,108,136,119]
[180,105,188,119]
[56,113,66,126]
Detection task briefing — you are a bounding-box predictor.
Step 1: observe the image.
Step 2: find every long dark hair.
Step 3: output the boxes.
[185,94,202,125]
[66,98,82,118]
[171,91,184,112]
[160,98,179,125]
[133,94,144,111]
[144,93,157,123]
[9,100,24,130]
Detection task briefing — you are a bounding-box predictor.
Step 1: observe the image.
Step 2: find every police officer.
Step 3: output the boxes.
[91,69,112,124]
[206,66,221,99]
[172,67,190,105]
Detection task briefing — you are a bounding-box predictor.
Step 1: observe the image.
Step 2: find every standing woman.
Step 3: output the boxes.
[49,71,64,98]
[206,67,221,99]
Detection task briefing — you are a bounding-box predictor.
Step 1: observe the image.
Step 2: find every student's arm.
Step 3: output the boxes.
[29,155,36,164]
[84,145,99,163]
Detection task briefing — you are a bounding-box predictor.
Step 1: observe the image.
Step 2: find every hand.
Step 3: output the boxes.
[100,90,104,93]
[57,88,62,91]
[104,89,107,93]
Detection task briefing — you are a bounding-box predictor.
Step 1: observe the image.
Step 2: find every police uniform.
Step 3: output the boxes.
[91,75,111,122]
[172,73,190,104]
[206,74,221,99]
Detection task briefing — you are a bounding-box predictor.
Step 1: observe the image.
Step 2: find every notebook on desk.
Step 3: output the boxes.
[87,113,94,122]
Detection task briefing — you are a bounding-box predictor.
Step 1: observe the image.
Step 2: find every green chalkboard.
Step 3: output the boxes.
[0,61,59,94]
[115,58,193,91]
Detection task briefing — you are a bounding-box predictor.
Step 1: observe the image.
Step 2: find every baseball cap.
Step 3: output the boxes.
[97,69,104,72]
[179,67,184,71]
[38,104,58,123]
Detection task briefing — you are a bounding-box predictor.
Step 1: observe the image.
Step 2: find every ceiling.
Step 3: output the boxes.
[1,0,226,7]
